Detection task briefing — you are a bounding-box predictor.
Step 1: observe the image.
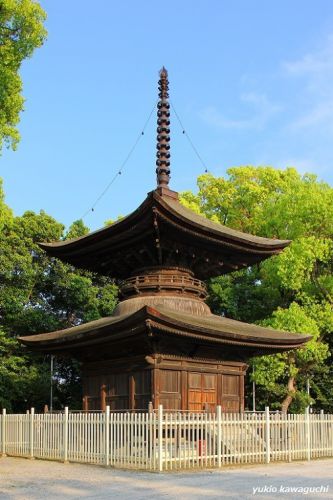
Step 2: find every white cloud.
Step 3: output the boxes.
[198,34,333,183]
[201,92,282,131]
[283,35,333,78]
[255,155,333,181]
[283,35,333,131]
[273,158,320,174]
[289,101,333,130]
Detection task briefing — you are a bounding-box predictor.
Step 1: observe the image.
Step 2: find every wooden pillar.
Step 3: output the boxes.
[149,365,155,409]
[153,368,160,408]
[82,395,88,412]
[82,371,89,411]
[239,372,245,412]
[181,369,187,410]
[217,372,222,407]
[100,382,106,411]
[129,375,135,410]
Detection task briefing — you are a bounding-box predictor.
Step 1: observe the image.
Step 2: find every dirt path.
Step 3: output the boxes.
[0,456,332,499]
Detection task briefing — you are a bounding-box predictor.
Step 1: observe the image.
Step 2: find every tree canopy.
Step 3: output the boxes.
[181,167,333,412]
[0,0,47,151]
[0,180,118,411]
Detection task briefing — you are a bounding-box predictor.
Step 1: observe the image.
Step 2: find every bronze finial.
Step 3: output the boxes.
[156,67,171,188]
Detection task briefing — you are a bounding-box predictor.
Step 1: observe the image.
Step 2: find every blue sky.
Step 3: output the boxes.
[2,0,333,230]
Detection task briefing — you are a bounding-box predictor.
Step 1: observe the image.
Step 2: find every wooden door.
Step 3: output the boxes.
[188,372,217,412]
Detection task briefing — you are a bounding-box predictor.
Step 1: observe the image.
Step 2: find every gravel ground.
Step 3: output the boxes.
[0,456,332,500]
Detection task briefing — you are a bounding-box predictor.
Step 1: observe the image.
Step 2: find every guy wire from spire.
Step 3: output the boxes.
[156,67,171,188]
[170,100,210,174]
[80,101,156,220]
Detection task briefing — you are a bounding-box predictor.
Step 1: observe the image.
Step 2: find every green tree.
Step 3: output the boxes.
[0,328,49,411]
[181,167,333,412]
[0,178,12,228]
[65,219,90,239]
[0,0,47,151]
[0,181,118,411]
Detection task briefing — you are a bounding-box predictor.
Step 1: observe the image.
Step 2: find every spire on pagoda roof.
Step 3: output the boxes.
[156,67,171,189]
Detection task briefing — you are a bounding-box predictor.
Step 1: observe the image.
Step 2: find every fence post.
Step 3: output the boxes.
[216,405,222,467]
[331,412,333,458]
[30,408,35,459]
[265,406,270,464]
[1,409,6,457]
[320,409,324,456]
[105,405,110,467]
[287,414,292,463]
[63,407,69,463]
[157,404,163,472]
[306,407,311,461]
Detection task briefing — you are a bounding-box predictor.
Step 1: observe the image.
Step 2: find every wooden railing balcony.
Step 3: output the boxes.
[120,273,207,299]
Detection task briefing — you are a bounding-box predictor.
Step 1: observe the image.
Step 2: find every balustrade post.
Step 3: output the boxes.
[331,412,333,458]
[306,407,311,461]
[216,405,222,467]
[30,408,35,459]
[105,405,110,467]
[157,404,163,472]
[1,409,6,457]
[265,406,270,464]
[287,413,292,463]
[320,409,324,456]
[63,407,69,463]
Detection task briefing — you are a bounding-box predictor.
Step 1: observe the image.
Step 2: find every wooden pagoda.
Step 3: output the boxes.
[20,69,310,412]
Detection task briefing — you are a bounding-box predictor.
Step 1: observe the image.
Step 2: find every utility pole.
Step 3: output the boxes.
[306,377,310,412]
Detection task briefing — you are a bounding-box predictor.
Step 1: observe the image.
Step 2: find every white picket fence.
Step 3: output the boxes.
[1,406,333,471]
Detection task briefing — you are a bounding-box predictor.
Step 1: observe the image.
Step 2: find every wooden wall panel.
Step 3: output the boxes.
[158,369,181,410]
[133,370,151,410]
[83,374,101,411]
[106,373,129,410]
[82,359,246,412]
[223,375,239,396]
[181,370,188,410]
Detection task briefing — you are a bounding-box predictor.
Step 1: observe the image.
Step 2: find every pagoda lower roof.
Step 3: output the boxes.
[38,189,291,280]
[19,305,310,357]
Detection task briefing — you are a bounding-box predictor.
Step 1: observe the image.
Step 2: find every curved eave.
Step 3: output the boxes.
[19,305,310,354]
[158,193,290,254]
[38,191,290,273]
[38,194,153,255]
[151,306,310,352]
[19,308,148,351]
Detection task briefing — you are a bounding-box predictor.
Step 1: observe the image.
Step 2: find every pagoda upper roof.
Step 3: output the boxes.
[19,304,310,358]
[39,189,290,280]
